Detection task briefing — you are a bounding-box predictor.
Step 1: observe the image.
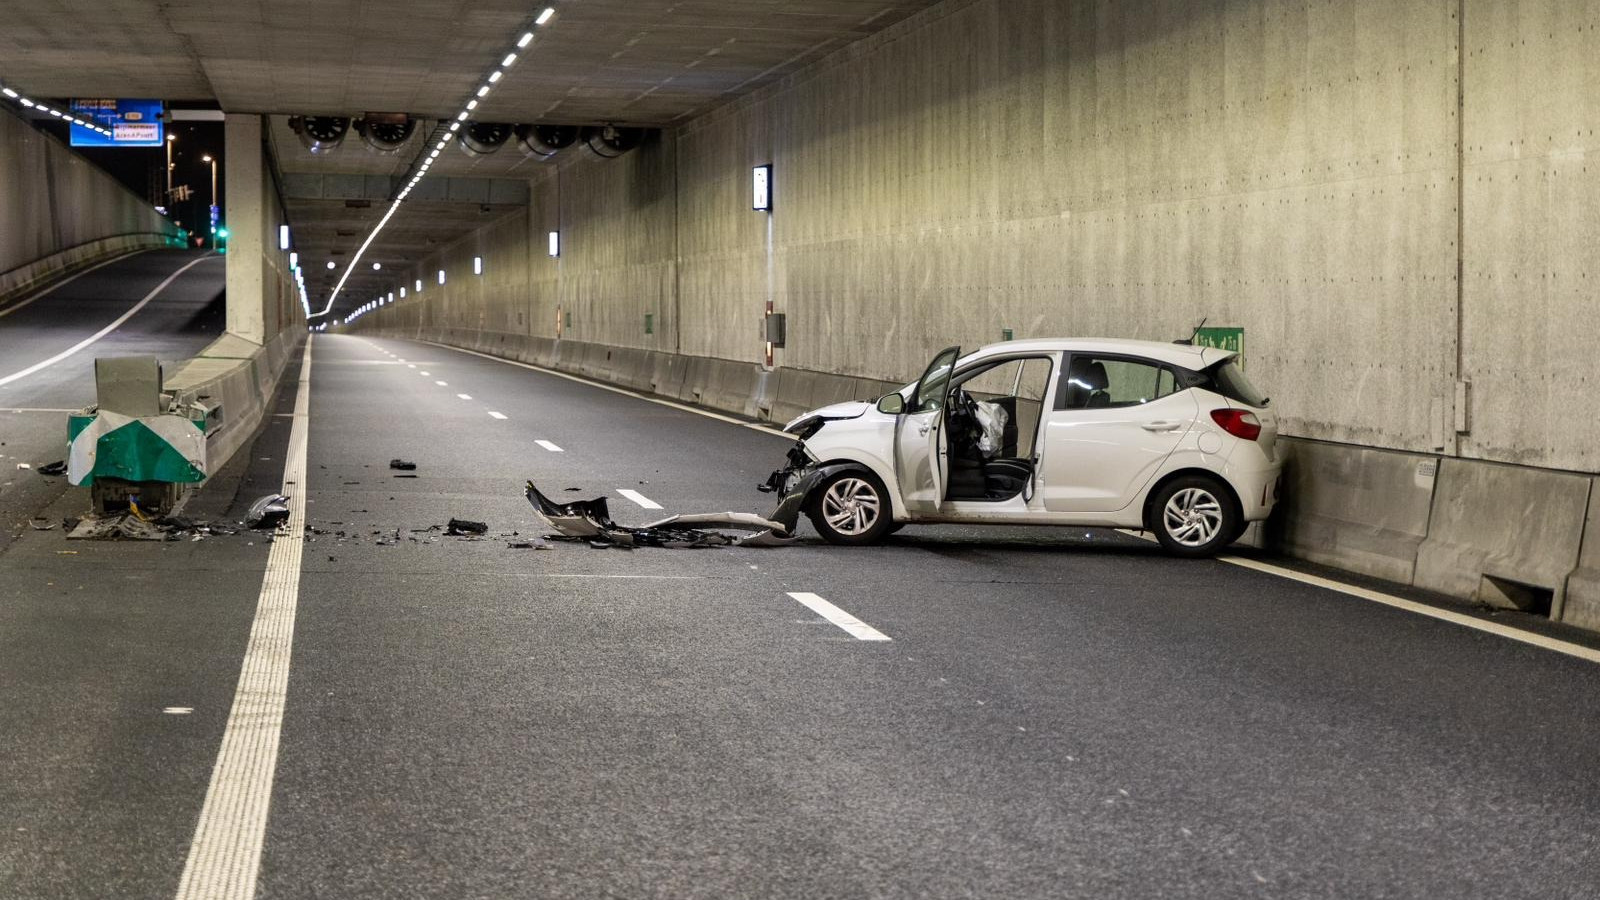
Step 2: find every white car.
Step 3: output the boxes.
[762,338,1282,557]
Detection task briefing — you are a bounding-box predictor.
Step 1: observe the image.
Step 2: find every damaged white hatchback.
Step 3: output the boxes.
[762,339,1282,557]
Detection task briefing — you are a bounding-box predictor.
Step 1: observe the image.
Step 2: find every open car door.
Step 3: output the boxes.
[894,345,960,517]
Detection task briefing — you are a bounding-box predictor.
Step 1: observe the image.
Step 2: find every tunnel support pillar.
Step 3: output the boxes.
[224,113,269,345]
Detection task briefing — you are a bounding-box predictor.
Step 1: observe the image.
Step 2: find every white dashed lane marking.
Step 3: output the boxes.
[487,411,508,420]
[535,440,564,452]
[435,380,448,386]
[617,489,662,510]
[457,394,472,400]
[787,592,892,641]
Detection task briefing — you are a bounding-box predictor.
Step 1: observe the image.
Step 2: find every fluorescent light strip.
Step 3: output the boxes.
[314,4,563,319]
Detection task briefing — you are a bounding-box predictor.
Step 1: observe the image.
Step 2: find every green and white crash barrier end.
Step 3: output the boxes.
[67,410,208,487]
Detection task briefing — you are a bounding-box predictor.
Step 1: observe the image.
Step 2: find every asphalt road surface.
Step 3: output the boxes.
[1,329,1598,900]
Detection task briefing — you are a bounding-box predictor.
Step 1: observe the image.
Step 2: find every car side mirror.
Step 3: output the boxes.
[877,393,905,415]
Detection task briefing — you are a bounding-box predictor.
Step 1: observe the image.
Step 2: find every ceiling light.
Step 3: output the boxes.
[502,53,517,67]
[466,100,479,110]
[326,260,336,269]
[536,7,555,25]
[415,279,423,291]
[488,71,503,84]
[2,88,17,98]
[20,99,34,108]
[477,86,491,98]
[517,31,534,47]
[435,139,447,150]
[449,122,461,132]
[457,111,469,122]
[290,252,299,267]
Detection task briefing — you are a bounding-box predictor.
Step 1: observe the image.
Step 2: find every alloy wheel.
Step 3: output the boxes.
[821,477,881,536]
[1162,487,1223,548]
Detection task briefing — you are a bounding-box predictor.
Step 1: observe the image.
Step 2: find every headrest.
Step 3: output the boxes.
[1084,361,1109,391]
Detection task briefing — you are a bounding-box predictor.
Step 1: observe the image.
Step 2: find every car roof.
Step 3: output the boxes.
[960,337,1230,369]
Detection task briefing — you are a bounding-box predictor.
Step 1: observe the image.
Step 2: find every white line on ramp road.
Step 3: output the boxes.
[0,249,148,319]
[535,440,564,452]
[787,592,892,641]
[617,489,662,509]
[487,411,507,420]
[456,394,473,400]
[174,338,313,900]
[0,254,214,388]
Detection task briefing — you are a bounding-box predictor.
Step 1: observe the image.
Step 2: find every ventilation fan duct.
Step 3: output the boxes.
[356,115,416,153]
[515,123,579,159]
[582,125,647,159]
[289,116,351,154]
[458,121,514,156]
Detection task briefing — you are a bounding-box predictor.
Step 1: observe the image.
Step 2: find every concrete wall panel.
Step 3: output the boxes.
[0,106,177,296]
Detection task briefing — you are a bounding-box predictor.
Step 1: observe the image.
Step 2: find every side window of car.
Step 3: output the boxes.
[1057,356,1180,410]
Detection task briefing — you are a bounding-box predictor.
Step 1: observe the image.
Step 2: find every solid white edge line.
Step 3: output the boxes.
[617,488,662,510]
[787,592,892,641]
[535,439,564,452]
[1217,555,1600,665]
[1115,528,1600,665]
[174,337,313,900]
[0,248,148,319]
[414,340,791,438]
[0,254,214,387]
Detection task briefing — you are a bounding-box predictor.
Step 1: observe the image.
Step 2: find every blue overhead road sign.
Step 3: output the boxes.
[69,99,164,147]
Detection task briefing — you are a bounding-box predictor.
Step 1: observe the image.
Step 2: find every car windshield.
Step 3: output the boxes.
[1206,358,1268,407]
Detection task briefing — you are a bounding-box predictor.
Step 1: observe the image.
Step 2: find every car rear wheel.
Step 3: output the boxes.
[1150,475,1240,558]
[807,471,893,545]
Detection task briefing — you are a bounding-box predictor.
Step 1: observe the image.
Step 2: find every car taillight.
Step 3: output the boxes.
[1210,408,1261,441]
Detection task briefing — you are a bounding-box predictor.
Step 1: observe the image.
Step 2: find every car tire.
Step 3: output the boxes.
[1149,475,1241,558]
[807,471,894,546]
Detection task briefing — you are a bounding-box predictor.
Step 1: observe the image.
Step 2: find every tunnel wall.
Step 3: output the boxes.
[356,0,1600,630]
[0,105,179,302]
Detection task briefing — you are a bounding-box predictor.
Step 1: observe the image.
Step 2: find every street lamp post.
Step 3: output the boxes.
[201,154,216,207]
[165,133,176,201]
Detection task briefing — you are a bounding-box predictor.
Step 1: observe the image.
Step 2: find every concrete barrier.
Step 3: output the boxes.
[1266,439,1438,584]
[1560,489,1600,631]
[1414,459,1591,614]
[164,330,303,481]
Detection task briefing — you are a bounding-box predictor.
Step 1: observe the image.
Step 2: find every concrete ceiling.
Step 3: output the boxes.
[2,0,940,317]
[1,0,936,124]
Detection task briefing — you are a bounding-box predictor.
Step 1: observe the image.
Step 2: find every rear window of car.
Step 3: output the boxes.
[1205,359,1269,407]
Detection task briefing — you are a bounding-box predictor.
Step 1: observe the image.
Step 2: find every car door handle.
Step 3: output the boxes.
[1141,420,1183,432]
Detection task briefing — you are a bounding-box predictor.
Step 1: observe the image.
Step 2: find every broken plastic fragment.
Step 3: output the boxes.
[525,481,796,548]
[389,459,417,470]
[245,494,291,529]
[36,460,67,476]
[446,518,488,536]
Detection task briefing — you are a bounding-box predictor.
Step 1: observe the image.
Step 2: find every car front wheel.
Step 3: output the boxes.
[807,471,894,545]
[1150,475,1240,558]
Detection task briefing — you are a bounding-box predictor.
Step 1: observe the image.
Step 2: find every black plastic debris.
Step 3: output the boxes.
[446,518,488,536]
[36,460,67,476]
[393,474,418,479]
[524,481,793,549]
[389,459,417,470]
[245,494,291,529]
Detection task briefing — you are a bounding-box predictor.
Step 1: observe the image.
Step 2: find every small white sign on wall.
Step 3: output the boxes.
[752,165,772,212]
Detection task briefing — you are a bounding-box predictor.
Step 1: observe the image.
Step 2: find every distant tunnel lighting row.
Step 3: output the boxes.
[0,80,114,136]
[316,5,560,320]
[341,252,499,325]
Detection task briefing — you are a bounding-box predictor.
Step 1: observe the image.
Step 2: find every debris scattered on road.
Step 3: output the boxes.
[16,463,30,470]
[245,494,291,529]
[446,518,488,536]
[389,459,417,470]
[525,481,794,549]
[36,460,67,476]
[393,474,418,479]
[28,517,55,531]
[506,540,551,550]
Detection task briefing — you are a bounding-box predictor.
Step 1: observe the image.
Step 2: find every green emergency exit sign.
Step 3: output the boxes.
[1195,326,1245,366]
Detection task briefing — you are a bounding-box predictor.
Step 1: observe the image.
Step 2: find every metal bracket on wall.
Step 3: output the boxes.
[1454,379,1472,435]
